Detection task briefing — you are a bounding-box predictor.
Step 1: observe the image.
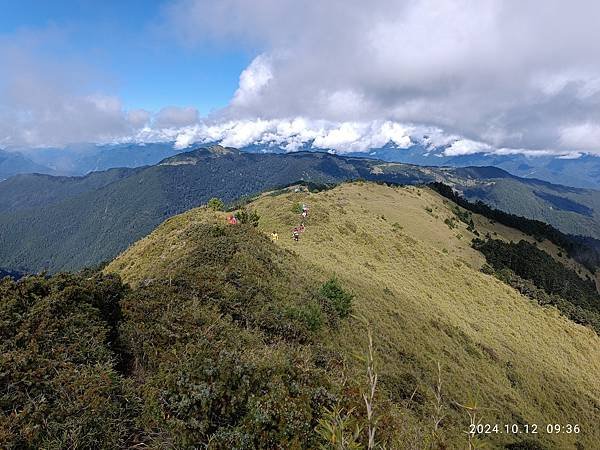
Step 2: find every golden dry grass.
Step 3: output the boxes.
[107,182,600,448]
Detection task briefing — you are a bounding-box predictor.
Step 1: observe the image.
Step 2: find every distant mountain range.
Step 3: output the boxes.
[345,144,600,190]
[1,145,599,273]
[2,141,600,189]
[0,143,179,180]
[242,142,600,189]
[0,149,54,180]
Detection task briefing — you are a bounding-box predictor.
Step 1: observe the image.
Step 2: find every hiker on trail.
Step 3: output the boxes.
[271,231,279,242]
[227,215,238,225]
[299,223,305,233]
[292,228,300,242]
[301,204,309,219]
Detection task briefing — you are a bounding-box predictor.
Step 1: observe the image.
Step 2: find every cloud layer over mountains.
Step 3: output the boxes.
[165,0,600,156]
[2,0,600,157]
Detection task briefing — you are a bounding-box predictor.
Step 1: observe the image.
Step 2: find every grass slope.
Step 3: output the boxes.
[108,182,600,449]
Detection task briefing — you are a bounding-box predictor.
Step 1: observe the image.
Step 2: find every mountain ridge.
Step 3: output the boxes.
[5,141,600,189]
[104,181,600,449]
[1,146,599,273]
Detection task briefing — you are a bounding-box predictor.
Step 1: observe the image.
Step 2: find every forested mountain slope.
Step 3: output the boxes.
[0,168,136,214]
[460,176,600,238]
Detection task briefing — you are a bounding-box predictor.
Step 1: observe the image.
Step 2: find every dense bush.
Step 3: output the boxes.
[444,217,457,229]
[292,202,304,214]
[0,273,136,449]
[235,208,260,227]
[0,224,354,448]
[451,205,474,230]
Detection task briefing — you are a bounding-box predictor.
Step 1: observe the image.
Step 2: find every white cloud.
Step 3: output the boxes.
[230,54,273,110]
[4,1,600,160]
[312,121,413,152]
[0,28,204,149]
[126,109,152,128]
[492,147,556,157]
[558,152,583,160]
[313,123,361,150]
[559,123,600,152]
[443,139,492,156]
[173,128,199,149]
[130,118,415,153]
[125,116,587,160]
[0,32,137,148]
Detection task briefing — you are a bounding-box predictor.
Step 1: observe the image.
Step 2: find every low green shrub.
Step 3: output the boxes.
[207,197,225,211]
[0,273,136,449]
[292,202,304,214]
[319,277,354,319]
[236,208,260,226]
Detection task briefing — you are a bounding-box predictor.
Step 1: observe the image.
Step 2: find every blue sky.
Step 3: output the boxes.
[0,0,252,113]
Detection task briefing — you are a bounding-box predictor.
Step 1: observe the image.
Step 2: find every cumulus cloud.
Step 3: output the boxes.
[134,118,415,153]
[5,1,600,157]
[559,123,600,151]
[126,109,152,128]
[164,0,600,155]
[443,140,493,157]
[230,55,273,110]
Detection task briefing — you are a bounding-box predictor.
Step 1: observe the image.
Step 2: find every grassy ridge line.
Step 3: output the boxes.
[109,182,600,448]
[250,182,600,448]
